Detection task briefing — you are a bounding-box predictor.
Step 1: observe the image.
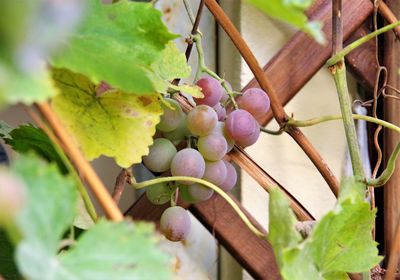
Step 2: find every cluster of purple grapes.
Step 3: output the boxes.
[142,77,270,242]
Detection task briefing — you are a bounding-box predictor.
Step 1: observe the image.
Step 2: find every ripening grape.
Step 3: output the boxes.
[157,99,185,132]
[143,138,177,173]
[213,103,226,121]
[194,77,224,107]
[203,160,227,186]
[188,183,214,202]
[220,81,232,103]
[171,148,205,185]
[146,181,176,205]
[237,88,270,120]
[0,170,26,224]
[160,206,191,242]
[163,115,190,142]
[187,105,218,136]
[197,133,228,161]
[225,109,259,145]
[236,123,260,147]
[179,185,197,204]
[220,160,237,192]
[212,122,235,152]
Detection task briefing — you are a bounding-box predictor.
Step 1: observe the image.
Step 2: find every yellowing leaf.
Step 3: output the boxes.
[52,69,162,168]
[169,84,203,98]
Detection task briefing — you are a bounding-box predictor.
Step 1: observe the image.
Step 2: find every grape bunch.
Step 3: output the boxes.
[142,76,270,242]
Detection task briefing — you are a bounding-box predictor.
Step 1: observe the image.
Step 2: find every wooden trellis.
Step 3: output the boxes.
[124,0,400,279]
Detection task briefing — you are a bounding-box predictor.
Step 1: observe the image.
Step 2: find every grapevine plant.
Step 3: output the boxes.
[0,0,400,279]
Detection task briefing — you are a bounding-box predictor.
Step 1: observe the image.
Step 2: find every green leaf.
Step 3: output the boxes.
[59,221,172,280]
[0,230,20,280]
[51,0,178,95]
[268,188,302,267]
[52,68,163,168]
[246,0,325,44]
[13,155,78,253]
[4,124,68,174]
[280,247,321,280]
[169,84,203,98]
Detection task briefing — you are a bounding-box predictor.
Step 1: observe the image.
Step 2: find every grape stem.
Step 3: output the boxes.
[130,176,266,238]
[192,33,239,109]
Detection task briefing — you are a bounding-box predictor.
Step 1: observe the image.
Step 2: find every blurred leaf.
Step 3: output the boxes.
[0,121,12,139]
[0,230,20,280]
[52,68,162,168]
[51,0,178,95]
[246,0,325,44]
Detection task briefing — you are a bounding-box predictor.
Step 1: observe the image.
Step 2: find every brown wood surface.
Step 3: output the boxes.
[242,0,374,126]
[384,0,400,267]
[125,194,281,280]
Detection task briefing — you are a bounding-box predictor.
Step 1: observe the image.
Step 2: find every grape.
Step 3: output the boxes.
[187,105,218,136]
[146,182,176,205]
[0,171,26,223]
[213,103,226,121]
[160,206,191,242]
[170,148,205,185]
[225,109,259,144]
[197,134,227,161]
[179,185,197,204]
[188,183,214,202]
[220,81,232,103]
[143,138,177,173]
[163,115,190,142]
[237,88,270,120]
[203,160,227,186]
[220,160,237,192]
[212,122,235,152]
[235,123,260,147]
[157,99,184,132]
[194,77,224,107]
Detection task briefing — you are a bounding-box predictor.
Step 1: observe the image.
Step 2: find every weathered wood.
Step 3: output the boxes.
[125,194,281,280]
[242,0,374,126]
[384,0,400,267]
[345,26,378,91]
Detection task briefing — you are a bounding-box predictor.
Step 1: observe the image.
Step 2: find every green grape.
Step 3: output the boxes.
[157,98,185,132]
[146,181,176,205]
[143,138,177,173]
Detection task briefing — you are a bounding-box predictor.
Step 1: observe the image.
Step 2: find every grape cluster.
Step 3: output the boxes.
[142,76,270,242]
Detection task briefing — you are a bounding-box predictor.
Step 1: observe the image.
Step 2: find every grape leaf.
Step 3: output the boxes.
[268,183,381,279]
[246,0,325,44]
[0,230,20,280]
[169,84,203,98]
[52,68,162,168]
[51,0,178,95]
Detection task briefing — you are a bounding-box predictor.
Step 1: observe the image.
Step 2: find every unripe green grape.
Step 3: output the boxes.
[146,182,176,205]
[143,138,177,173]
[157,99,185,132]
[188,183,213,202]
[197,134,227,161]
[163,115,190,142]
[212,122,235,152]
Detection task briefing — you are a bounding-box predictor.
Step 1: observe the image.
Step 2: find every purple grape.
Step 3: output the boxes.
[236,123,260,147]
[157,99,184,132]
[213,103,226,121]
[188,183,214,202]
[187,105,218,136]
[170,148,205,185]
[220,160,237,192]
[143,138,177,173]
[220,81,232,103]
[212,122,235,152]
[225,109,258,143]
[237,88,270,120]
[203,160,227,186]
[0,171,26,223]
[160,206,191,242]
[197,134,227,161]
[194,77,224,107]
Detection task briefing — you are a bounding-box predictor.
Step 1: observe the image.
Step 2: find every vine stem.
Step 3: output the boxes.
[287,114,400,134]
[204,0,340,196]
[131,176,266,238]
[328,21,400,66]
[35,102,124,221]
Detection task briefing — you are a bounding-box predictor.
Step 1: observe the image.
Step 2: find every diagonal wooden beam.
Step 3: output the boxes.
[125,194,281,280]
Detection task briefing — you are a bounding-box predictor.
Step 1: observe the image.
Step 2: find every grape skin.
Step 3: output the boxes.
[143,138,177,173]
[187,105,218,136]
[163,115,190,142]
[197,134,228,161]
[194,77,224,107]
[212,122,235,152]
[157,98,184,132]
[188,183,214,202]
[220,160,237,192]
[235,123,260,147]
[160,206,191,242]
[170,148,205,185]
[225,109,259,143]
[203,160,227,186]
[213,102,226,121]
[146,182,176,205]
[237,88,270,120]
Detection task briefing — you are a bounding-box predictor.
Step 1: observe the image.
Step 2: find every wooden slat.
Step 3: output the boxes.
[242,0,374,126]
[384,0,400,267]
[125,194,281,280]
